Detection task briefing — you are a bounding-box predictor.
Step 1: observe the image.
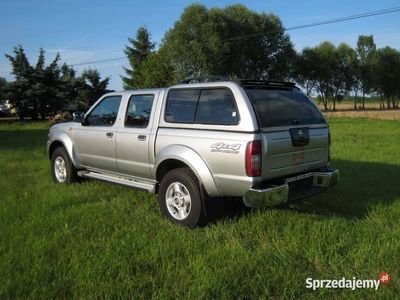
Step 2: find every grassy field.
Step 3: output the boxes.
[0,118,399,299]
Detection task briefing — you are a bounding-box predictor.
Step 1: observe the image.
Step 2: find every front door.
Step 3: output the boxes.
[116,93,156,179]
[72,95,122,172]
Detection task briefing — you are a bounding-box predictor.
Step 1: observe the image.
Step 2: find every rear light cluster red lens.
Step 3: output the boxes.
[245,140,262,177]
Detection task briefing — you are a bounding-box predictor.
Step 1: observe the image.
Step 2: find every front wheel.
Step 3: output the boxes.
[51,147,79,183]
[158,167,207,227]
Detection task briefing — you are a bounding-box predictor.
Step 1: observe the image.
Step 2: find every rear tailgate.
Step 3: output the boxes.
[245,86,329,180]
[261,126,329,180]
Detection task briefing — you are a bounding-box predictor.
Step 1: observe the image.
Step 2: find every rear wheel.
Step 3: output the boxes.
[158,167,207,227]
[51,147,79,183]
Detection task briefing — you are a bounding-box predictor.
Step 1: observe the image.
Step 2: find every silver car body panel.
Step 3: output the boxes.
[47,122,81,167]
[153,143,221,196]
[259,126,329,180]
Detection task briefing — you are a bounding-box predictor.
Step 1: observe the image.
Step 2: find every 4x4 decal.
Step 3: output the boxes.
[211,142,241,154]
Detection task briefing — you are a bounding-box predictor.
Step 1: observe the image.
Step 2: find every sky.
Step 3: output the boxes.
[0,0,399,90]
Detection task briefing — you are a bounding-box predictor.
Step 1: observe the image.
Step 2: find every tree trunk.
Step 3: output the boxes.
[306,82,312,96]
[353,91,358,110]
[32,100,39,120]
[322,95,328,110]
[362,93,365,109]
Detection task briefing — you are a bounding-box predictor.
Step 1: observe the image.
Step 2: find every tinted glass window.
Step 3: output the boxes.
[245,88,326,128]
[86,96,122,126]
[195,89,239,125]
[125,94,154,127]
[165,89,200,123]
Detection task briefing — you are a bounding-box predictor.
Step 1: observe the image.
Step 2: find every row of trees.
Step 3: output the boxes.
[1,3,399,118]
[0,46,111,119]
[122,4,400,110]
[296,37,400,110]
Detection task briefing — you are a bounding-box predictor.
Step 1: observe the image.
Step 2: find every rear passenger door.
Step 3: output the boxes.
[116,93,157,179]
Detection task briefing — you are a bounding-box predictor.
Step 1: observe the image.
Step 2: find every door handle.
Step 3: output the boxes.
[138,135,147,141]
[106,132,114,138]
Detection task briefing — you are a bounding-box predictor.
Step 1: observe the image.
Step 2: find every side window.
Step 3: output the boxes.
[125,94,154,127]
[86,96,122,126]
[165,89,200,123]
[195,89,239,125]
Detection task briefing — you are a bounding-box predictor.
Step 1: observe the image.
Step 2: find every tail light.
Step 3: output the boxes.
[245,140,262,177]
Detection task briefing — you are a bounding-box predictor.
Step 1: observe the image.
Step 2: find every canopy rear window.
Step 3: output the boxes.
[245,88,326,128]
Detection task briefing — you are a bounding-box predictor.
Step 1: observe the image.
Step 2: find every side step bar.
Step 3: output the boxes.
[78,170,156,193]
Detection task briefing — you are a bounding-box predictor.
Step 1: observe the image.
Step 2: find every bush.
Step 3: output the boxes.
[48,111,72,125]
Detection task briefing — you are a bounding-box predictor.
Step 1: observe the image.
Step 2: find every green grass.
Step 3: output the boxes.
[0,118,399,299]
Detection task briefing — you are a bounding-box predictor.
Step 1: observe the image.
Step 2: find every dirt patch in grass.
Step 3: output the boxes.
[324,109,400,120]
[318,102,400,120]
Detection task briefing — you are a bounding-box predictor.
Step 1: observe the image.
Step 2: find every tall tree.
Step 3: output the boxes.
[356,35,377,109]
[4,45,111,118]
[5,46,63,119]
[122,26,155,89]
[295,48,320,96]
[77,69,110,109]
[137,50,174,88]
[375,47,400,108]
[0,77,7,99]
[331,43,358,110]
[312,42,336,110]
[4,46,33,115]
[160,4,295,81]
[59,63,82,106]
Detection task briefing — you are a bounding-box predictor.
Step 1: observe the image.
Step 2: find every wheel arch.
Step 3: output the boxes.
[48,140,65,159]
[154,145,220,197]
[48,133,79,167]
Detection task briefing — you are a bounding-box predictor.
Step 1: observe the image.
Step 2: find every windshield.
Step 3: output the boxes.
[245,88,326,128]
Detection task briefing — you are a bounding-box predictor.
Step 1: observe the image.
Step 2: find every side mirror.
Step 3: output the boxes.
[72,112,85,123]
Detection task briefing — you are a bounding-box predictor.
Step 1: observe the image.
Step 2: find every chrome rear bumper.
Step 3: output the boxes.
[243,169,339,208]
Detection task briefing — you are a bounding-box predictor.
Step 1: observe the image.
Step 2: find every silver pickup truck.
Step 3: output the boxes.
[47,78,338,227]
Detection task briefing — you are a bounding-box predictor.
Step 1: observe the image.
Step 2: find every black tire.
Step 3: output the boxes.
[158,167,207,227]
[51,147,79,184]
